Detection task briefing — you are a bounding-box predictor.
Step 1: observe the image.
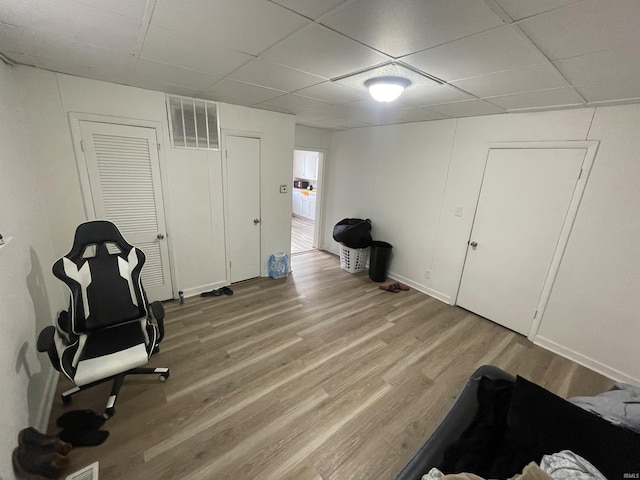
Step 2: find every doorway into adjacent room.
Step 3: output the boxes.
[291,149,324,254]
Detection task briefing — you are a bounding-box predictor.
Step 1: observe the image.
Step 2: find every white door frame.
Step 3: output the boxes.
[67,112,178,298]
[291,147,327,250]
[454,140,599,340]
[220,129,263,282]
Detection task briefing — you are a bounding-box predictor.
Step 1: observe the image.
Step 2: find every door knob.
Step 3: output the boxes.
[469,241,478,248]
[253,219,260,225]
[157,233,165,239]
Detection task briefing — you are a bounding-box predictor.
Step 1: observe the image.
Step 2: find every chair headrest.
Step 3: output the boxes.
[68,220,133,258]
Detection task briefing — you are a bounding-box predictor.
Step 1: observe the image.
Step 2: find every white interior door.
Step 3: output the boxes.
[457,148,586,335]
[79,120,173,301]
[226,135,261,283]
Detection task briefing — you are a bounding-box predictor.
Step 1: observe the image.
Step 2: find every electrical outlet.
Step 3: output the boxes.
[454,206,463,217]
[280,184,289,194]
[424,269,431,279]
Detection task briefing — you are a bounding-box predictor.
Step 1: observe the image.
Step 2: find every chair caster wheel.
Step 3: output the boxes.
[61,395,72,405]
[105,407,115,418]
[159,371,170,382]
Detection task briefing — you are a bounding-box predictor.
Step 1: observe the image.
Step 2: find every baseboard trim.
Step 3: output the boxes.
[386,271,452,305]
[318,248,453,305]
[181,282,228,299]
[36,366,59,432]
[534,335,639,384]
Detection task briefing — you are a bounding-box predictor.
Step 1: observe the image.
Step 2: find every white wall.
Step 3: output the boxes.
[16,66,295,298]
[324,106,640,383]
[323,121,457,286]
[0,62,64,479]
[295,125,332,151]
[536,104,640,382]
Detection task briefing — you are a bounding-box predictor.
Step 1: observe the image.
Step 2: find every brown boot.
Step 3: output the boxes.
[19,427,72,455]
[12,446,69,480]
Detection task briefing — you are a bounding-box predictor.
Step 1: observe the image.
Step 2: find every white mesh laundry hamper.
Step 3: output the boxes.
[339,244,369,273]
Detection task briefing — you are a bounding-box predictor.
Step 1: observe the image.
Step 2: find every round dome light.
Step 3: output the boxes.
[364,76,412,103]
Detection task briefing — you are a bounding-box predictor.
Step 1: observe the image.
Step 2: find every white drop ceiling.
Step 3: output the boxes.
[2,0,640,130]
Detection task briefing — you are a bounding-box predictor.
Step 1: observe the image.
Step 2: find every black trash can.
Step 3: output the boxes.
[369,241,393,282]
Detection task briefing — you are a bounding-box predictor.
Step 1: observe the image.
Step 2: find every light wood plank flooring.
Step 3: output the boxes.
[47,250,612,480]
[291,215,315,254]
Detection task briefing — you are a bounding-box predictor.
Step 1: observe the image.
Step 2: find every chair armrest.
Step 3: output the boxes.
[37,326,62,372]
[37,326,55,352]
[150,301,165,342]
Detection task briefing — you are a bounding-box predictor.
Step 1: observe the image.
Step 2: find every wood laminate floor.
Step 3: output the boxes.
[48,250,613,479]
[291,215,315,254]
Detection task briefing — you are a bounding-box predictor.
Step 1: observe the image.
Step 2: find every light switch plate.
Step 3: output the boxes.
[280,184,289,193]
[454,206,463,217]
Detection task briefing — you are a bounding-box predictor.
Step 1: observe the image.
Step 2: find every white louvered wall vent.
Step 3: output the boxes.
[166,95,220,150]
[66,462,99,480]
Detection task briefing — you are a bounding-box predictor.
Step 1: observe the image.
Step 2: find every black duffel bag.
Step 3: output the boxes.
[332,218,372,249]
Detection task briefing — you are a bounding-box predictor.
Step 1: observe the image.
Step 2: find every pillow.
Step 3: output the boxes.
[505,376,640,479]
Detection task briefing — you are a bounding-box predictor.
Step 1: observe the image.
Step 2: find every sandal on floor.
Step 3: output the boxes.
[221,286,234,296]
[379,284,400,293]
[392,283,410,291]
[200,289,223,297]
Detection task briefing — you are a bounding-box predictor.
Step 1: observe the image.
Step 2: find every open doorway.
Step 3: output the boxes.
[291,149,324,254]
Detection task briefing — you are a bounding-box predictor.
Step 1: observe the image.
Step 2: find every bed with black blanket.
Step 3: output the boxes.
[395,365,640,480]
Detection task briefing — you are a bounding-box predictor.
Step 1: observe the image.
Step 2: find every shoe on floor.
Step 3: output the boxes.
[379,284,400,293]
[18,427,71,456]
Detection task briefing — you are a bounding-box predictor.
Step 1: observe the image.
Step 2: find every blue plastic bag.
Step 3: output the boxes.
[268,252,289,279]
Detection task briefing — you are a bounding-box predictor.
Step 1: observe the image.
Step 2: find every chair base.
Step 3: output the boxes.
[61,367,170,419]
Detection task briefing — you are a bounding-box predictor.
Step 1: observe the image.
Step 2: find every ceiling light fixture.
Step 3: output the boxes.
[364,76,411,103]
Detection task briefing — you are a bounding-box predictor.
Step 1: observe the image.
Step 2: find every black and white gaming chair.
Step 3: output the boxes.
[37,220,169,418]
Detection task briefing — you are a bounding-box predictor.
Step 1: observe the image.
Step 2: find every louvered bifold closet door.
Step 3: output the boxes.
[79,121,173,301]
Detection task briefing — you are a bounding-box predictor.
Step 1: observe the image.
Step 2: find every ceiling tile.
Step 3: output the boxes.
[251,103,298,115]
[198,92,258,107]
[518,0,640,60]
[452,63,567,98]
[335,62,440,92]
[486,87,584,110]
[293,81,370,104]
[261,24,389,79]
[554,47,640,87]
[151,0,308,56]
[270,0,347,20]
[134,58,220,91]
[8,51,133,84]
[394,107,450,122]
[495,0,580,20]
[0,0,141,54]
[295,104,355,122]
[577,78,640,103]
[402,26,546,82]
[430,100,504,117]
[0,23,136,80]
[261,94,331,112]
[340,100,412,124]
[128,78,203,98]
[228,58,325,92]
[399,84,474,107]
[207,79,286,103]
[140,25,252,77]
[321,0,505,58]
[72,0,149,20]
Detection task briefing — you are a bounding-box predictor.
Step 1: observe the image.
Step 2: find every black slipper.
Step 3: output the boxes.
[58,428,109,446]
[221,286,233,296]
[56,410,105,430]
[200,288,223,297]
